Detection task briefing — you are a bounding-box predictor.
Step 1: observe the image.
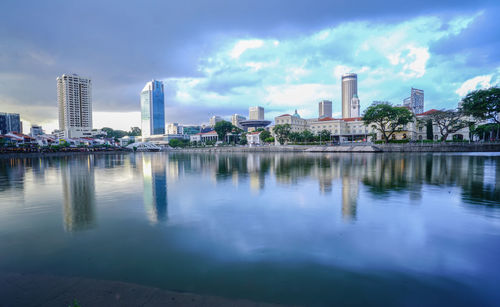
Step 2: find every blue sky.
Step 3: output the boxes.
[0,0,499,132]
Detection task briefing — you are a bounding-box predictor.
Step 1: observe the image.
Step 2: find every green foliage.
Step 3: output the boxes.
[68,299,81,307]
[374,139,410,144]
[472,123,500,140]
[273,124,291,145]
[259,130,271,141]
[264,136,275,143]
[301,130,314,142]
[318,129,331,141]
[214,121,233,143]
[169,138,189,148]
[289,132,303,142]
[426,119,433,140]
[428,109,468,142]
[460,87,500,123]
[362,103,414,143]
[101,127,127,139]
[129,127,141,136]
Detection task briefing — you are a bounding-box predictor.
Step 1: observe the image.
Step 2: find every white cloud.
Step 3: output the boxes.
[229,39,264,59]
[455,75,492,97]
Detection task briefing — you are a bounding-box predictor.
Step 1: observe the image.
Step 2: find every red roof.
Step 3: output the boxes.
[277,114,291,117]
[416,109,439,116]
[318,117,342,121]
[342,117,362,122]
[248,131,262,135]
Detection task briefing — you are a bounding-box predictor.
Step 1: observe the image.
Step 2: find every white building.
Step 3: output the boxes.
[231,114,246,128]
[209,116,223,127]
[350,95,360,118]
[30,125,44,137]
[318,100,332,118]
[249,106,264,120]
[57,74,93,138]
[167,123,183,135]
[247,131,262,145]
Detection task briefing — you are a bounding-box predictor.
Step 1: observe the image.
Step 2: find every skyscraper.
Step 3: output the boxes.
[141,80,165,137]
[249,106,264,120]
[350,94,360,118]
[57,74,92,138]
[403,88,424,114]
[318,100,332,118]
[342,73,358,119]
[0,113,21,134]
[231,114,246,128]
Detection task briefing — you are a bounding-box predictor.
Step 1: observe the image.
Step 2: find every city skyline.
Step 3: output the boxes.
[0,1,499,133]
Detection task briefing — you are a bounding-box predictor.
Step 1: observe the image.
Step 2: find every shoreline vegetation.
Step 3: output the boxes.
[1,142,500,158]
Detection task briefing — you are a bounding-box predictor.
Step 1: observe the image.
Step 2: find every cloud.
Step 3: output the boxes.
[455,75,492,96]
[0,0,498,128]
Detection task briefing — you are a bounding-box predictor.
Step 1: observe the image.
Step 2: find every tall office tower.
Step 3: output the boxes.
[231,114,246,128]
[350,95,360,118]
[30,125,44,137]
[318,100,332,118]
[141,80,165,137]
[209,115,222,127]
[0,113,21,134]
[57,74,92,137]
[403,88,424,114]
[249,106,264,120]
[342,73,358,118]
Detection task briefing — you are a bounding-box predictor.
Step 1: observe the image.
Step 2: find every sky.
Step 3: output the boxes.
[0,0,499,133]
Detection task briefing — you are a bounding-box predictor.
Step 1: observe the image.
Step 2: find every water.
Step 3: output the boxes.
[0,152,499,306]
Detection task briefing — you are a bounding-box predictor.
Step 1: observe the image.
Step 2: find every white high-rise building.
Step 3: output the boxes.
[318,100,332,118]
[350,95,360,118]
[249,106,264,120]
[342,73,358,119]
[403,88,424,114]
[231,114,246,128]
[57,74,93,138]
[209,115,223,127]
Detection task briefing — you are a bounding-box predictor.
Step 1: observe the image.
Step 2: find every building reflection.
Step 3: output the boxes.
[142,155,168,223]
[61,156,96,232]
[341,177,358,221]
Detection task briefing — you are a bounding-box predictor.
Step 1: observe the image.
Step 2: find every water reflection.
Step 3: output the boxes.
[142,155,168,223]
[166,152,500,210]
[61,156,96,232]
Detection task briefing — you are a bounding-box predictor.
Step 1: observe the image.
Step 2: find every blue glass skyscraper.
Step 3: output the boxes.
[141,80,165,137]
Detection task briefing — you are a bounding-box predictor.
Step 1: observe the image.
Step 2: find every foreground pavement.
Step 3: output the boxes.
[0,273,282,307]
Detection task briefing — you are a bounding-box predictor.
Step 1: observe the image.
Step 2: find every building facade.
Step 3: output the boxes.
[231,114,246,128]
[209,115,223,127]
[30,125,44,137]
[57,74,93,138]
[141,80,165,137]
[0,113,21,134]
[403,88,424,114]
[342,73,358,119]
[166,123,183,135]
[318,100,332,118]
[249,106,264,120]
[350,94,360,118]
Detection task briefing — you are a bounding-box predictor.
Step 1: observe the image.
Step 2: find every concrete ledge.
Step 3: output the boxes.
[0,272,281,307]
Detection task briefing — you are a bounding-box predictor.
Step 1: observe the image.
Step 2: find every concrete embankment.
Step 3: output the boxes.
[173,143,500,153]
[0,272,280,307]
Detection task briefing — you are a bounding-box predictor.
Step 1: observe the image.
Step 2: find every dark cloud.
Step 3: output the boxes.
[0,0,498,126]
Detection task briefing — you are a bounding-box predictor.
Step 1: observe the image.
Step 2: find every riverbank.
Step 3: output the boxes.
[0,272,280,307]
[0,150,131,159]
[172,143,500,153]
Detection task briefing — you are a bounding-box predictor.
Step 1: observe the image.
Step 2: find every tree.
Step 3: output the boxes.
[318,129,331,143]
[129,127,141,136]
[428,109,468,142]
[460,87,500,124]
[214,121,233,143]
[289,132,302,142]
[239,132,247,145]
[273,124,291,145]
[426,119,433,140]
[259,130,271,141]
[101,127,127,139]
[362,104,414,143]
[301,130,314,142]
